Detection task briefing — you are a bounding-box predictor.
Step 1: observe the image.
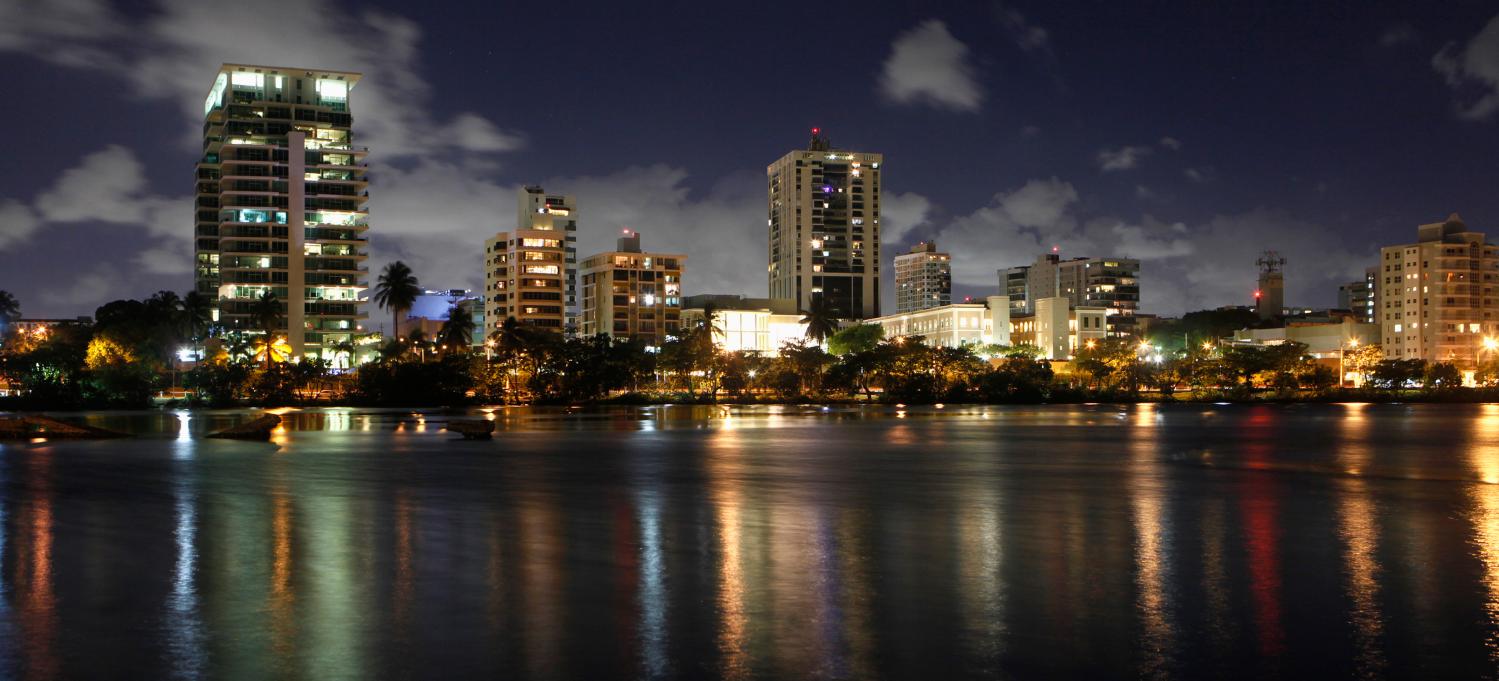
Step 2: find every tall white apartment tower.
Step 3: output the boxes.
[195,63,369,360]
[894,241,951,313]
[768,129,882,320]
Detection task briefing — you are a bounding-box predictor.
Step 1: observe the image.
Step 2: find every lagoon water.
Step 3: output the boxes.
[0,403,1498,679]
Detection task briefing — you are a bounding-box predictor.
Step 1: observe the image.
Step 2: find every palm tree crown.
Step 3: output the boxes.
[800,294,840,343]
[439,305,476,350]
[374,261,421,339]
[250,290,282,369]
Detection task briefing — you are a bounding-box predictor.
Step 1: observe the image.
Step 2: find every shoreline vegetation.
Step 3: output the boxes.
[5,282,1497,413]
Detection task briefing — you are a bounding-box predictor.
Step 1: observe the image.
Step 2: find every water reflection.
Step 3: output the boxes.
[1468,404,1499,663]
[13,453,56,680]
[165,413,205,680]
[1130,403,1175,679]
[1337,403,1385,678]
[3,405,1499,677]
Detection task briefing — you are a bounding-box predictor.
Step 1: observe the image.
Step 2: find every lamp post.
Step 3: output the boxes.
[1479,336,1499,386]
[1339,337,1359,388]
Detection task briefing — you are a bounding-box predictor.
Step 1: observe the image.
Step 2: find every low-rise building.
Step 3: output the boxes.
[681,295,806,354]
[867,295,1107,359]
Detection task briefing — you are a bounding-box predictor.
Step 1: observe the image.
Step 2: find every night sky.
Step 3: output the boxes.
[3,0,1499,319]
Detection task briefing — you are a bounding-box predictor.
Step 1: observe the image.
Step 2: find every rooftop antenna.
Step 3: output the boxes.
[1256,250,1286,274]
[809,127,831,151]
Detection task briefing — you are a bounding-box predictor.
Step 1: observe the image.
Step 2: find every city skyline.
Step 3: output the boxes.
[3,1,1499,319]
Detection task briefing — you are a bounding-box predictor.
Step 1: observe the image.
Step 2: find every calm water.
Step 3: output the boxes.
[0,403,1498,679]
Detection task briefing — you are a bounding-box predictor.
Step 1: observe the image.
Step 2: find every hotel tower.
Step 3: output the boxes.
[767,129,882,319]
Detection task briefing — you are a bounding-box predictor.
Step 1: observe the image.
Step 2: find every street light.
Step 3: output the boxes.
[1340,338,1361,388]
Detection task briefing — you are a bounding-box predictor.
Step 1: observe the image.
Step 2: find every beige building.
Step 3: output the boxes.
[579,231,685,346]
[1377,213,1499,367]
[768,129,882,320]
[483,187,578,334]
[194,63,369,359]
[1234,317,1379,359]
[894,241,951,313]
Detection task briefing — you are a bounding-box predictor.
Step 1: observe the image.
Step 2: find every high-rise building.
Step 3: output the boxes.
[579,231,685,346]
[1255,251,1286,320]
[1337,266,1377,324]
[1378,213,1499,368]
[998,253,1140,336]
[768,129,882,320]
[894,241,951,313]
[195,64,369,359]
[483,186,577,334]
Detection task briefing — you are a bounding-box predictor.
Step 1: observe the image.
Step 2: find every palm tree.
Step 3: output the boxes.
[225,332,254,365]
[0,290,19,330]
[800,294,840,344]
[330,339,356,369]
[251,290,282,370]
[181,290,213,358]
[373,261,421,339]
[439,305,476,351]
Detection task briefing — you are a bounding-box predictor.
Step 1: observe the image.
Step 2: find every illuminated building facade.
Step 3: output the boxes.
[579,231,685,346]
[768,129,882,320]
[1338,266,1378,324]
[1000,253,1140,336]
[1378,213,1499,367]
[894,241,951,313]
[194,63,369,359]
[681,295,807,354]
[484,186,578,334]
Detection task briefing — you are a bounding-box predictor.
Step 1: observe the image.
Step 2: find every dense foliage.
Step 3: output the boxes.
[3,284,1497,408]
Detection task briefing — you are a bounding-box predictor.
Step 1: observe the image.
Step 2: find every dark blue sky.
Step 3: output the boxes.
[2,0,1498,317]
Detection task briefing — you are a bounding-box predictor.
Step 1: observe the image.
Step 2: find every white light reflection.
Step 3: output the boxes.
[637,488,668,678]
[165,474,205,679]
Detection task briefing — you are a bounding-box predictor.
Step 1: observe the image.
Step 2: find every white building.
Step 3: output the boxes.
[867,295,1107,360]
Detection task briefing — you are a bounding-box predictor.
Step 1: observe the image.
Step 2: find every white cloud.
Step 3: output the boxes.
[1184,167,1214,183]
[1135,185,1157,200]
[1159,136,1182,150]
[880,192,933,243]
[40,264,128,310]
[32,146,179,231]
[0,200,41,250]
[1433,13,1499,120]
[879,20,983,112]
[1097,145,1152,172]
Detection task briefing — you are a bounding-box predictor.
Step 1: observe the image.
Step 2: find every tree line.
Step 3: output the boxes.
[1,265,1496,409]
